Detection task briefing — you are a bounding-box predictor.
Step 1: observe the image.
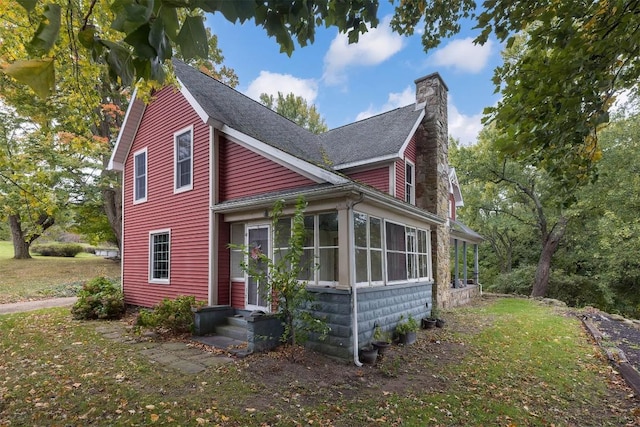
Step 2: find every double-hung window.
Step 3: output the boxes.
[150,229,170,283]
[133,148,147,203]
[405,160,415,204]
[174,127,193,192]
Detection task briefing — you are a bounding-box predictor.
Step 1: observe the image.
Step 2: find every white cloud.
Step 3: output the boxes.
[323,16,404,85]
[245,71,319,104]
[448,99,483,145]
[431,38,493,74]
[355,86,415,121]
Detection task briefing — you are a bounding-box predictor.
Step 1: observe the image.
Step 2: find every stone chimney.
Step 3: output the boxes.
[414,73,451,308]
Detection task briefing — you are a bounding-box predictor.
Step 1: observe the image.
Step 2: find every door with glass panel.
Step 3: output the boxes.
[246,226,270,311]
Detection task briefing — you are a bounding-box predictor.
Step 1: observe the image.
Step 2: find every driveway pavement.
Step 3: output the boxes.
[0,296,77,315]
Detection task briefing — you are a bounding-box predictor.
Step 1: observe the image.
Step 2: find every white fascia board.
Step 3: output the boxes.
[333,154,398,170]
[221,125,348,185]
[176,76,209,125]
[108,87,143,171]
[449,167,464,206]
[399,110,425,157]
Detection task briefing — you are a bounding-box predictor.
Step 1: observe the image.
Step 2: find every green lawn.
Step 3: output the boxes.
[0,298,637,426]
[0,241,121,303]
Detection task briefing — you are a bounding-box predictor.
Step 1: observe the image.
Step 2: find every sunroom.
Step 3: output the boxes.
[212,182,443,359]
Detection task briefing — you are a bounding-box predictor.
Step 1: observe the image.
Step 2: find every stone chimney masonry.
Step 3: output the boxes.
[414,73,452,308]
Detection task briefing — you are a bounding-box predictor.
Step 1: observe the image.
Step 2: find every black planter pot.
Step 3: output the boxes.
[360,346,379,364]
[421,318,437,329]
[435,318,446,328]
[372,340,391,355]
[398,331,417,345]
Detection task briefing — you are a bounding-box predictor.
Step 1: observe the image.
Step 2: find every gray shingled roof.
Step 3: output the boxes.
[173,60,422,169]
[173,60,325,163]
[320,105,422,167]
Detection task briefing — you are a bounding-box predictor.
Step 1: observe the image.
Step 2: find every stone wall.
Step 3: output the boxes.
[306,283,432,360]
[442,285,481,309]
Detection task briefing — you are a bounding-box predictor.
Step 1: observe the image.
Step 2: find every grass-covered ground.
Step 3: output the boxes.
[1,298,638,426]
[0,241,121,303]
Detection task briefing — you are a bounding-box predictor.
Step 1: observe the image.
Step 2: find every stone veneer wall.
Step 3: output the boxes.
[443,285,481,309]
[414,73,451,309]
[306,283,432,360]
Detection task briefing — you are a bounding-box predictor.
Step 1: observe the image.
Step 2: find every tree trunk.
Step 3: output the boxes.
[531,217,568,297]
[102,175,122,251]
[9,214,31,259]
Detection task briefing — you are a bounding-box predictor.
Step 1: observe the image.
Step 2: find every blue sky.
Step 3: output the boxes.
[206,4,503,145]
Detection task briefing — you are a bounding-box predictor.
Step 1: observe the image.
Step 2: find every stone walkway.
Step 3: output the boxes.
[94,322,236,374]
[0,298,237,375]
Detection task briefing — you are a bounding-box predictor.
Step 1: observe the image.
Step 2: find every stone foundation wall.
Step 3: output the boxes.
[440,285,480,309]
[306,283,433,360]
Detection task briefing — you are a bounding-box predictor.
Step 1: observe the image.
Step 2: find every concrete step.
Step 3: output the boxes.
[227,315,248,328]
[215,324,247,342]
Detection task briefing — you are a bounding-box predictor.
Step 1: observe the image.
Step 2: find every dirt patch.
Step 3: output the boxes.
[234,301,495,411]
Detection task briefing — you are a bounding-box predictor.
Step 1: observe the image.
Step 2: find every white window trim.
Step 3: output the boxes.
[149,228,171,284]
[133,147,147,204]
[405,159,415,205]
[174,125,194,193]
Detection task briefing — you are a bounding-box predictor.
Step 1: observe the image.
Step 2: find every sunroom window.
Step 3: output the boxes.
[274,212,338,286]
[355,213,383,285]
[385,221,431,283]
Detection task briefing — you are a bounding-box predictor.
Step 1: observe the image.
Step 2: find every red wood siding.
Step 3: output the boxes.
[217,220,230,305]
[404,134,417,164]
[218,136,315,201]
[122,86,210,307]
[395,134,418,202]
[231,281,245,309]
[347,167,390,194]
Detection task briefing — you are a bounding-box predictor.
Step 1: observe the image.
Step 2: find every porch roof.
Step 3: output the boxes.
[450,219,484,244]
[212,182,445,226]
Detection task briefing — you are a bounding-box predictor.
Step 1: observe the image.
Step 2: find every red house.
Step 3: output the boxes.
[108,60,481,361]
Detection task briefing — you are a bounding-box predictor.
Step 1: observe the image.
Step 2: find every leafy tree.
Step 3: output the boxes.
[452,126,572,297]
[1,3,236,251]
[570,112,640,316]
[3,0,378,95]
[260,92,328,134]
[0,110,100,258]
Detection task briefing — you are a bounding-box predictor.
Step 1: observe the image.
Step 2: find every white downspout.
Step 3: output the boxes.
[348,193,365,366]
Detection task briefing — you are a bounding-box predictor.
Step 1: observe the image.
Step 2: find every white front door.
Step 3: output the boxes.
[246,225,270,312]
